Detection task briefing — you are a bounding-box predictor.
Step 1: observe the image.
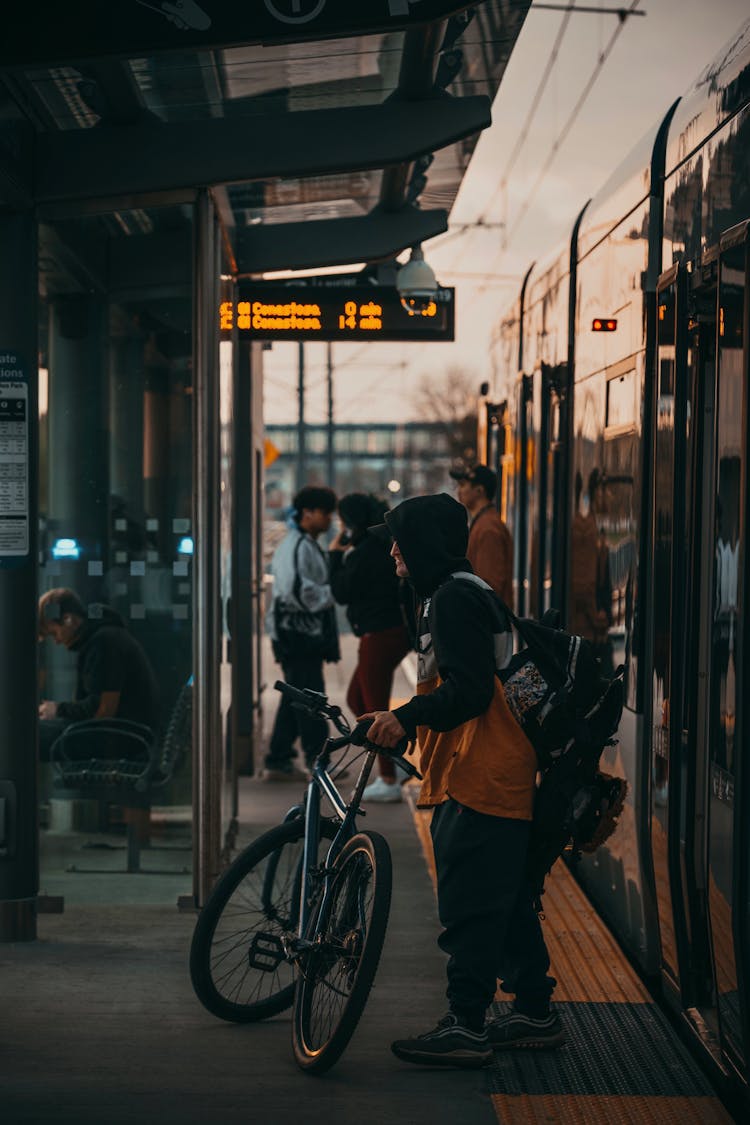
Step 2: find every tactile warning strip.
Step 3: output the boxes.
[490,1094,732,1123]
[405,792,733,1122]
[528,862,650,1004]
[489,1001,716,1097]
[488,1002,734,1121]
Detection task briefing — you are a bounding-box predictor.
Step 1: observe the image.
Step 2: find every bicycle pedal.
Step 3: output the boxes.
[248,931,287,971]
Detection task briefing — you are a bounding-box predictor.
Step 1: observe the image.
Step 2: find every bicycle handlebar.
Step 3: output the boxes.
[274,679,331,714]
[274,681,422,780]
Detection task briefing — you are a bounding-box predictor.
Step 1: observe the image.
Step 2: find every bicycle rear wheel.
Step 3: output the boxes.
[190,816,337,1023]
[293,829,392,1073]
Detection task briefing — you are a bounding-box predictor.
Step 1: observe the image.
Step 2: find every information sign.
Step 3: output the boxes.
[226,282,455,342]
[0,353,29,561]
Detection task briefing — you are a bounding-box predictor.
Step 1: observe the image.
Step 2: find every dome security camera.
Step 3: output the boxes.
[396,245,438,315]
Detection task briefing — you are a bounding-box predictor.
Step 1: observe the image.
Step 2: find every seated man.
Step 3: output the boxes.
[38,588,160,761]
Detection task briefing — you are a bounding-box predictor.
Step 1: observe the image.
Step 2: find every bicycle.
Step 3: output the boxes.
[189,679,421,1074]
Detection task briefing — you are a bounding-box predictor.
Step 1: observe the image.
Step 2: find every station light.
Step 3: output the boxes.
[177,536,194,556]
[51,537,80,560]
[592,318,618,332]
[387,479,401,494]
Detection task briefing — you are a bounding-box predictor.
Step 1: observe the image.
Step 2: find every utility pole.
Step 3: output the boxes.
[296,341,306,492]
[326,342,334,489]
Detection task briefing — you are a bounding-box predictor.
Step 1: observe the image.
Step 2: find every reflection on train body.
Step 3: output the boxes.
[483,18,750,1105]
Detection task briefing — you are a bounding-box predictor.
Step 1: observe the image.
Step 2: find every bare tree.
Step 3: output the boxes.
[410,365,479,465]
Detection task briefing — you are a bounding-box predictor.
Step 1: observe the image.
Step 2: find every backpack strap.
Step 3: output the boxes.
[448,571,513,669]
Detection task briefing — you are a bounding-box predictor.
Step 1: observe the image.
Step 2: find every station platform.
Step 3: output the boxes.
[0,639,736,1124]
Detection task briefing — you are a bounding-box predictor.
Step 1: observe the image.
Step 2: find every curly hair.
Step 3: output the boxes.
[292,486,337,521]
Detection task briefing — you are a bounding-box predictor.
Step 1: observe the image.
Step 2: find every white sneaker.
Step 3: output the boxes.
[363,776,403,803]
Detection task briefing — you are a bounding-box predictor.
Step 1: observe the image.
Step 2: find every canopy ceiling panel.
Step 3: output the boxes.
[0,1,531,273]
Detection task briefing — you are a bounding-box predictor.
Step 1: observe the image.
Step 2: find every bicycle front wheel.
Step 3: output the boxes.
[190,816,337,1023]
[293,829,392,1074]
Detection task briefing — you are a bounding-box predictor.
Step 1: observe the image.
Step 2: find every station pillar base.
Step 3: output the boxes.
[0,898,36,942]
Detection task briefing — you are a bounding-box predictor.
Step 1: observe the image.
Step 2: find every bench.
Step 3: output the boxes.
[51,678,192,873]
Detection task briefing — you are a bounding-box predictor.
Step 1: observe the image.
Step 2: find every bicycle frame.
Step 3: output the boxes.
[259,741,380,951]
[297,740,381,943]
[266,680,420,963]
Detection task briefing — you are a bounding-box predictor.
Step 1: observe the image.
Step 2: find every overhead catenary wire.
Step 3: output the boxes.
[504,0,642,248]
[434,0,643,283]
[476,2,577,229]
[434,1,577,276]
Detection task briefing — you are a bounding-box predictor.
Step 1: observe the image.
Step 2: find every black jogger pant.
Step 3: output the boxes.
[430,798,556,1026]
[266,651,328,770]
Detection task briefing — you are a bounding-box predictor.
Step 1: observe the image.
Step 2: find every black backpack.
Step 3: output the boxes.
[449,574,626,893]
[493,601,627,894]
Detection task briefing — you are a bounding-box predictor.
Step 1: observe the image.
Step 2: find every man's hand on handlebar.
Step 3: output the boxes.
[358,711,407,750]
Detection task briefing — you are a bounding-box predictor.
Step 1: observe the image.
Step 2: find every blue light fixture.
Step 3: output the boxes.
[177,536,194,556]
[51,537,81,560]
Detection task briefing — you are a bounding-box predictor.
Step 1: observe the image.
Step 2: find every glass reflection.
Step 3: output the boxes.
[707,241,745,1063]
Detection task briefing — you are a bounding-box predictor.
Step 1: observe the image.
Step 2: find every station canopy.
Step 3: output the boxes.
[0,1,530,279]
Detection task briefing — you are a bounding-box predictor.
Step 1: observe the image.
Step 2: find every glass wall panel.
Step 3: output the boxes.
[37,205,193,899]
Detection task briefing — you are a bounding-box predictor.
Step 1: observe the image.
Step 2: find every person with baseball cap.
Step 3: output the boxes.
[450,463,513,609]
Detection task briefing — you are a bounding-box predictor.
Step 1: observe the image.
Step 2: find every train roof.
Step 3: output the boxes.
[664,17,750,178]
[576,115,664,262]
[577,18,750,264]
[524,243,570,309]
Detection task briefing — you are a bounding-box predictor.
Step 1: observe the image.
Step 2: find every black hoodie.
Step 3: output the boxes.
[384,494,502,737]
[58,605,161,730]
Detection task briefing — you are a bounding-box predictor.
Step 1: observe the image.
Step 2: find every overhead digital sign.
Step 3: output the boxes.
[224,283,455,342]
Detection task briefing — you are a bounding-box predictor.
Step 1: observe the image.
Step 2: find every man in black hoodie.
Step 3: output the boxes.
[364,494,563,1067]
[38,588,160,760]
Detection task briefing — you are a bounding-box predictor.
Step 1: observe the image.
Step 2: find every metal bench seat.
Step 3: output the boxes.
[51,680,192,873]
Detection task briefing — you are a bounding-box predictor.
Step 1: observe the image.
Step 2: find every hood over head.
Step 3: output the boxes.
[382,493,470,596]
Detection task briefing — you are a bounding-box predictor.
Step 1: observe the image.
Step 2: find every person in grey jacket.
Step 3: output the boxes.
[264,485,339,780]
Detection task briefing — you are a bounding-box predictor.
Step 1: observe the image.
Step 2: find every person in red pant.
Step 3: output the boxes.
[329,493,412,802]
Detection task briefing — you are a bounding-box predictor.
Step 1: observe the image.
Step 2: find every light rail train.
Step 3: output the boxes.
[482,18,750,1104]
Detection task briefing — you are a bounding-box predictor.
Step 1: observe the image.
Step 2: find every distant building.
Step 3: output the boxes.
[265,422,454,514]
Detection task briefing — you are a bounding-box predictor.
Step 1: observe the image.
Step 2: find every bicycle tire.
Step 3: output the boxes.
[190,816,338,1023]
[292,829,392,1074]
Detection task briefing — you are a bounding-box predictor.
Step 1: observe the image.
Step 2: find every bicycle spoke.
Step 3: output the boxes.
[292,830,391,1071]
[191,818,338,1022]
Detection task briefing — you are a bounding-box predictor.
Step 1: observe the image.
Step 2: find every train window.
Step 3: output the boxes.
[605,368,636,431]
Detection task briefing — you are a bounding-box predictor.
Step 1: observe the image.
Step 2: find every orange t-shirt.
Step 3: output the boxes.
[415,673,537,819]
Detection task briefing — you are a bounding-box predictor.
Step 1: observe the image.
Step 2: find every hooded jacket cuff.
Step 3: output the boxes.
[392,698,421,740]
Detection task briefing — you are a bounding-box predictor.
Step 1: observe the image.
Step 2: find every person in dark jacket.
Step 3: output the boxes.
[329,493,411,802]
[37,588,160,760]
[363,494,563,1067]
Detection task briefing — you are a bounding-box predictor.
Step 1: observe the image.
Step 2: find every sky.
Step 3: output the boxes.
[262,0,750,426]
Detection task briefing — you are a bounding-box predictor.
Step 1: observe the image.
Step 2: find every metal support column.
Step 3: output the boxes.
[296,342,306,492]
[0,211,38,941]
[326,342,334,489]
[192,191,222,906]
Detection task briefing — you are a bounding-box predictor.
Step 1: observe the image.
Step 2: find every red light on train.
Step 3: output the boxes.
[592,318,618,332]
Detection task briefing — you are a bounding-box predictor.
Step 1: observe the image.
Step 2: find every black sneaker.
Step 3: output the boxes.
[487,1009,565,1050]
[391,1013,492,1068]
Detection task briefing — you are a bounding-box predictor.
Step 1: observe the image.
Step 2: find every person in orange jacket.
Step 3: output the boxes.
[451,463,514,609]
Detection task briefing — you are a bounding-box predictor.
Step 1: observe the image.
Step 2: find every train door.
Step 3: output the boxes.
[539,363,567,616]
[516,375,532,615]
[699,226,749,1073]
[649,265,693,1002]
